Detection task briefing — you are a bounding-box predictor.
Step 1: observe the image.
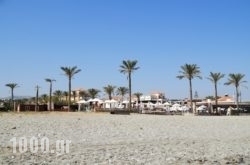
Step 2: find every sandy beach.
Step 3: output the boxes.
[1,112,250,164]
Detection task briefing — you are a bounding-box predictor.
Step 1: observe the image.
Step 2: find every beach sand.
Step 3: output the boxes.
[1,112,250,164]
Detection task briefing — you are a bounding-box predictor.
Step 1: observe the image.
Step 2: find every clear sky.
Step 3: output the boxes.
[1,0,250,101]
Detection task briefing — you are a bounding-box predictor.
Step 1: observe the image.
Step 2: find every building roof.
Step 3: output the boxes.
[217,95,234,102]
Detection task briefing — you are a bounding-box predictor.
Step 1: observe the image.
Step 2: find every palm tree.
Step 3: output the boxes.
[45,78,56,111]
[63,91,68,102]
[87,88,100,99]
[40,94,49,104]
[134,92,143,102]
[30,97,36,104]
[116,86,129,102]
[224,73,247,111]
[205,96,216,100]
[5,83,18,111]
[119,60,139,111]
[207,72,225,114]
[61,66,81,111]
[79,90,89,100]
[53,90,63,104]
[103,85,116,100]
[35,85,40,112]
[177,64,202,113]
[72,90,77,102]
[87,88,100,110]
[134,92,143,110]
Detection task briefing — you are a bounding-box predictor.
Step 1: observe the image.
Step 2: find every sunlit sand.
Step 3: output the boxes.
[1,112,250,164]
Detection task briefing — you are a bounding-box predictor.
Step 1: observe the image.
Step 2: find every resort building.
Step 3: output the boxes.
[71,88,86,102]
[140,92,167,104]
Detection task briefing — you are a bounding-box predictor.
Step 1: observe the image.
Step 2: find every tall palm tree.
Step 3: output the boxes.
[35,85,41,112]
[5,83,18,111]
[45,78,56,111]
[207,72,225,114]
[103,85,116,100]
[61,66,81,111]
[177,64,202,113]
[119,60,139,111]
[87,88,100,99]
[116,86,129,101]
[224,73,247,111]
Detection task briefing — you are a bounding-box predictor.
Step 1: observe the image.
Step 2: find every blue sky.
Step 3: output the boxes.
[0,0,250,100]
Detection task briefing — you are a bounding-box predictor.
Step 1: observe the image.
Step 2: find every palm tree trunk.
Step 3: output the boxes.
[49,82,52,111]
[137,97,140,111]
[215,83,218,114]
[73,92,76,102]
[65,95,67,102]
[236,86,239,111]
[189,79,193,113]
[121,95,124,102]
[35,86,39,112]
[68,78,71,112]
[11,88,14,111]
[128,73,132,111]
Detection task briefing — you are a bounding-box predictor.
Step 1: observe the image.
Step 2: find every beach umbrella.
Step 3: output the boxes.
[87,98,103,103]
[181,105,190,111]
[105,99,118,103]
[163,102,171,106]
[197,105,207,111]
[77,99,88,111]
[92,98,102,102]
[87,98,94,103]
[77,100,87,104]
[122,100,129,104]
[105,99,118,109]
[172,103,181,107]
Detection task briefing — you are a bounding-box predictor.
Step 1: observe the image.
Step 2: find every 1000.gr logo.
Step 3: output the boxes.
[10,137,71,154]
